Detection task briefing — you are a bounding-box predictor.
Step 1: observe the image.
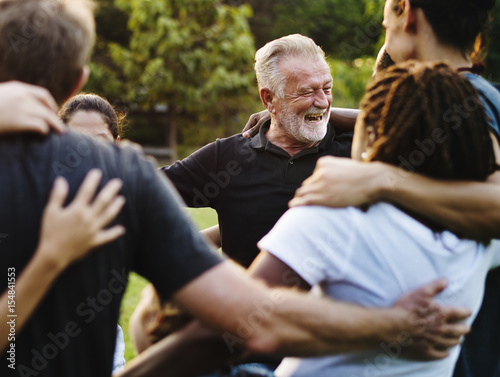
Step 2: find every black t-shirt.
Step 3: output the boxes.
[162,121,352,267]
[0,131,222,377]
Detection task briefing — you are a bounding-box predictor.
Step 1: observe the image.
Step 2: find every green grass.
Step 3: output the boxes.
[118,207,218,362]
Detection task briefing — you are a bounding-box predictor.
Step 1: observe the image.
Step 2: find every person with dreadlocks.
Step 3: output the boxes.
[287,1,500,376]
[252,61,500,377]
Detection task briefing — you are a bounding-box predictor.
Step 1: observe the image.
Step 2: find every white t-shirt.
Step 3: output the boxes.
[258,203,500,377]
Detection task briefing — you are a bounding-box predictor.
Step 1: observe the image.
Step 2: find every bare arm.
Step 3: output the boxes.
[291,132,500,239]
[199,224,221,249]
[0,81,64,134]
[329,107,359,133]
[116,257,470,377]
[174,260,413,356]
[0,170,125,351]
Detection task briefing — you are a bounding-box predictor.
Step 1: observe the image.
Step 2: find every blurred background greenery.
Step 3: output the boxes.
[86,0,500,162]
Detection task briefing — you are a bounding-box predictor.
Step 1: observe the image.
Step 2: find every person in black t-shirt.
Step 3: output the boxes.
[162,34,353,268]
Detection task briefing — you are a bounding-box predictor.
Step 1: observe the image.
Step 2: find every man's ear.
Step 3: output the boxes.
[260,88,277,114]
[64,66,90,102]
[403,0,417,34]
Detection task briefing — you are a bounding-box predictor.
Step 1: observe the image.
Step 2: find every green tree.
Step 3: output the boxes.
[245,0,384,59]
[105,0,258,156]
[272,0,384,59]
[485,2,500,83]
[85,0,129,100]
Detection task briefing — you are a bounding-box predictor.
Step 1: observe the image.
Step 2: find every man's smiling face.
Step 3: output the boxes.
[273,55,333,143]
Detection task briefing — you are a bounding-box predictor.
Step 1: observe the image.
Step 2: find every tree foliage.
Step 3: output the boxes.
[87,0,259,153]
[85,0,500,152]
[272,0,383,59]
[485,3,500,83]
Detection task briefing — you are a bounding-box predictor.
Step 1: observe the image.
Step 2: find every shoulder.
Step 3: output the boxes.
[214,133,254,155]
[190,133,251,157]
[461,73,500,137]
[464,74,500,111]
[269,205,360,242]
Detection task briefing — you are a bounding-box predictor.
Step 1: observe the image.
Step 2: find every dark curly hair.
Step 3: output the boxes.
[59,93,127,140]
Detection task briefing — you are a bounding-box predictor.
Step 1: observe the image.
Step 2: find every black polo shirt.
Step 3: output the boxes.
[162,121,352,267]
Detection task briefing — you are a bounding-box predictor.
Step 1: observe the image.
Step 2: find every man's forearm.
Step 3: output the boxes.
[330,107,359,133]
[116,296,407,377]
[379,164,500,238]
[115,321,241,377]
[174,261,409,358]
[255,289,408,357]
[119,262,464,375]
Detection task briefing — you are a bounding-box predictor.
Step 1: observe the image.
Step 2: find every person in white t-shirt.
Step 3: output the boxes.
[251,61,500,377]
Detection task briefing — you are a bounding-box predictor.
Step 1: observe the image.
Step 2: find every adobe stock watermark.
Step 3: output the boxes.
[340,20,382,61]
[8,1,58,54]
[6,267,17,371]
[190,146,256,207]
[51,139,93,177]
[355,278,465,377]
[15,268,128,377]
[222,289,286,354]
[383,94,483,190]
[221,250,337,354]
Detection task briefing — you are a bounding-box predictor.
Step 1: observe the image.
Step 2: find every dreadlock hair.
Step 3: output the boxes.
[359,61,498,239]
[360,61,497,182]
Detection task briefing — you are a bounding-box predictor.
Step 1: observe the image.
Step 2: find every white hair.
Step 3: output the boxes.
[255,34,327,98]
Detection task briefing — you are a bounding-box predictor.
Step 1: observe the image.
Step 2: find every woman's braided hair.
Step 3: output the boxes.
[360,61,497,182]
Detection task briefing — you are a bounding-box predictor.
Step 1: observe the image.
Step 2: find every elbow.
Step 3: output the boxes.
[243,327,281,355]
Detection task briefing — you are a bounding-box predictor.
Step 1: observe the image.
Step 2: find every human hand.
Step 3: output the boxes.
[393,279,471,360]
[289,156,386,208]
[242,109,270,138]
[0,81,65,134]
[38,169,126,271]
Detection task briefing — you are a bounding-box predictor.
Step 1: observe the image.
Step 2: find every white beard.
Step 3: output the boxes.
[280,105,329,143]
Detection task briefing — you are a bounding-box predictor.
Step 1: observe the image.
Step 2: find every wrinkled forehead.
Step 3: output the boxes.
[280,56,332,85]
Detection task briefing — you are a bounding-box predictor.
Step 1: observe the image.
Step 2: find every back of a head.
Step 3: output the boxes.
[360,61,497,182]
[393,0,496,58]
[0,0,95,104]
[255,34,326,97]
